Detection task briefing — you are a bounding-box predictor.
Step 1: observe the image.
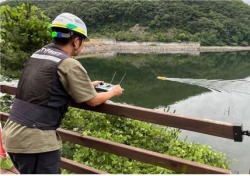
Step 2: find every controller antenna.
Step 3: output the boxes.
[110,71,117,84]
[119,73,126,85]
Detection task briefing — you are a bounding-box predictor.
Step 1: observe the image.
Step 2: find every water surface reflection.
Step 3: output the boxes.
[79,51,250,173]
[155,76,250,173]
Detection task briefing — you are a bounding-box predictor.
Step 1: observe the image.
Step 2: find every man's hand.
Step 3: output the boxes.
[92,80,103,88]
[86,84,124,106]
[111,85,124,96]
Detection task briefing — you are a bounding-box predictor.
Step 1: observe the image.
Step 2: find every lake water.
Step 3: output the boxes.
[79,51,250,174]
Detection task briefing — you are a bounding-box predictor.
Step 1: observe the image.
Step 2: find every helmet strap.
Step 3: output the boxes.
[51,31,74,38]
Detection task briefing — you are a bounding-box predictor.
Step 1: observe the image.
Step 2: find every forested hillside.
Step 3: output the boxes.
[2,0,250,46]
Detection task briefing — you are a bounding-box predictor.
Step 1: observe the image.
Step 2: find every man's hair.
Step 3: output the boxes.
[51,27,86,45]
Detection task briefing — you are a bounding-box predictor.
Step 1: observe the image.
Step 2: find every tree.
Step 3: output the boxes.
[3,0,250,46]
[0,3,51,79]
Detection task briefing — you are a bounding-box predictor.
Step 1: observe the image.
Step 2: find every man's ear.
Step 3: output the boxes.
[72,37,79,48]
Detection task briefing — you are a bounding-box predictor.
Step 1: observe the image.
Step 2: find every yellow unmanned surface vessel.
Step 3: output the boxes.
[157,76,167,80]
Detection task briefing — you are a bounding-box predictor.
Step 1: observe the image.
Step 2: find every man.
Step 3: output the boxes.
[2,13,124,174]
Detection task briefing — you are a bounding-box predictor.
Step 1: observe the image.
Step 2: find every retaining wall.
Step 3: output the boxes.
[82,38,250,56]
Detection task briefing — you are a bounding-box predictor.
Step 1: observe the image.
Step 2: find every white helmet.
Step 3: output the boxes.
[49,13,90,41]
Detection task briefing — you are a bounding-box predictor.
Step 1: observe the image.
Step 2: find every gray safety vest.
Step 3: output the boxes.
[9,44,71,130]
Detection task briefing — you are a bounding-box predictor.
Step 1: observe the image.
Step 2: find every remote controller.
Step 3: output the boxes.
[95,72,126,92]
[95,82,114,92]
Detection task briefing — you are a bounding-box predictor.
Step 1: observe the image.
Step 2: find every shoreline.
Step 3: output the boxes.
[200,46,250,52]
[81,39,250,56]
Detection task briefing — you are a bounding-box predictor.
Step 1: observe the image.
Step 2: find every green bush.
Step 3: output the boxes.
[240,41,249,46]
[0,3,51,79]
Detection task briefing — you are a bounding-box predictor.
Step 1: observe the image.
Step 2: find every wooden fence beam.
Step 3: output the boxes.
[60,157,107,174]
[0,84,16,95]
[0,112,8,121]
[0,84,236,140]
[71,101,235,140]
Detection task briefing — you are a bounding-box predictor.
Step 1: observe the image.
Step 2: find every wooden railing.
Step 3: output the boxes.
[1,84,243,174]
